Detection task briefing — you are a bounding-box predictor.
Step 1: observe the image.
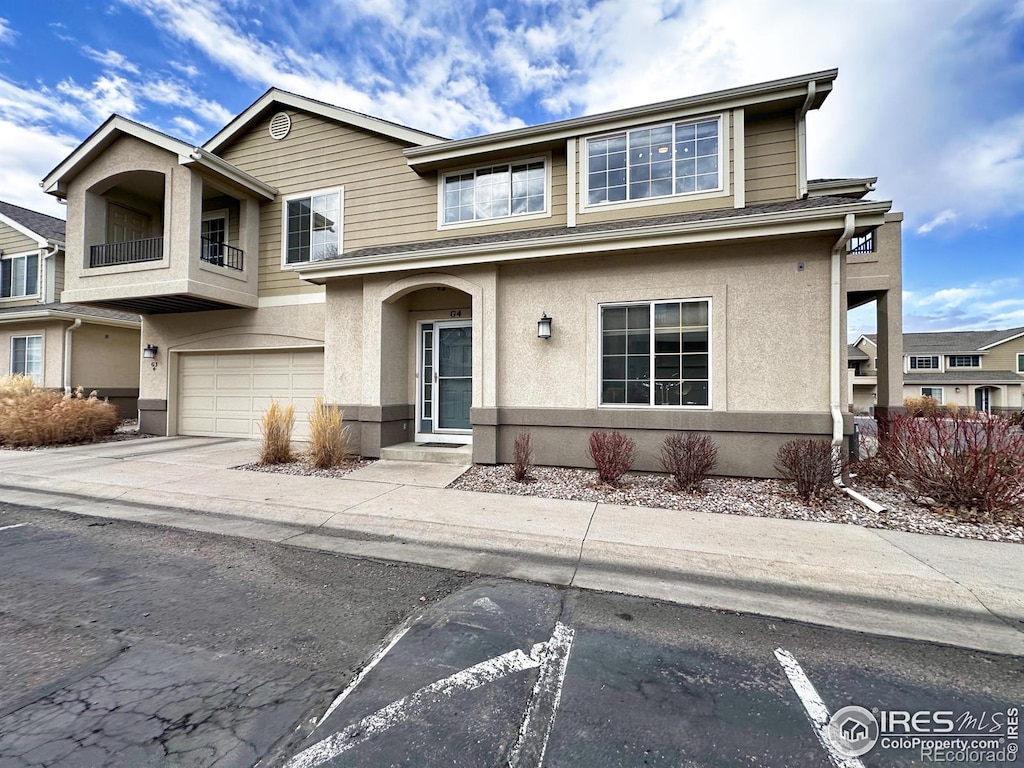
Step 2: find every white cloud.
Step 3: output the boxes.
[0,119,77,215]
[56,75,139,122]
[170,61,200,78]
[172,115,202,137]
[915,209,958,235]
[914,287,989,310]
[0,17,14,45]
[82,46,140,74]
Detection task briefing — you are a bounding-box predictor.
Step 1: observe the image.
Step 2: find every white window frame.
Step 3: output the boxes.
[909,355,940,370]
[581,113,728,213]
[1017,353,1024,374]
[947,355,980,368]
[598,297,712,409]
[10,334,43,384]
[921,387,944,405]
[437,154,551,230]
[0,250,41,301]
[280,187,343,268]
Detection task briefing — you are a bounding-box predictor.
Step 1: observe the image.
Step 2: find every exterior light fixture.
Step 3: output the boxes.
[143,344,158,359]
[537,312,552,340]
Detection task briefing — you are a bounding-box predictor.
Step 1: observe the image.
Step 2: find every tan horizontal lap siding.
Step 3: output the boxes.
[54,256,65,296]
[217,111,568,295]
[982,339,1024,372]
[744,114,797,204]
[0,222,38,254]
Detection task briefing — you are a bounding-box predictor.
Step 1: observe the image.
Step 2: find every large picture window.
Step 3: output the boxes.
[600,299,710,407]
[285,189,341,264]
[11,335,42,383]
[586,117,721,206]
[1,253,39,298]
[442,160,546,224]
[909,356,939,370]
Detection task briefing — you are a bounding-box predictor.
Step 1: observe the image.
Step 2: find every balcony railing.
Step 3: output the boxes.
[89,237,164,267]
[200,237,244,271]
[848,231,876,254]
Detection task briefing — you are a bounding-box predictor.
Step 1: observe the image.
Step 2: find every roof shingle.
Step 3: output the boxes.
[0,200,66,242]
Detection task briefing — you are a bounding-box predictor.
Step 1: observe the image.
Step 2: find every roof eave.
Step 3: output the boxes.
[0,308,141,328]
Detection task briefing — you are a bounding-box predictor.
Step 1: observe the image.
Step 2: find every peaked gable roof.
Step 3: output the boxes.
[204,88,446,155]
[0,200,65,244]
[877,327,1024,355]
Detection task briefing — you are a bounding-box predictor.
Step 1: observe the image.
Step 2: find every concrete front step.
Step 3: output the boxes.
[379,441,473,465]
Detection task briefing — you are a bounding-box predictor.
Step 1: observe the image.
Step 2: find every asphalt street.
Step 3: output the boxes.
[1,503,1020,768]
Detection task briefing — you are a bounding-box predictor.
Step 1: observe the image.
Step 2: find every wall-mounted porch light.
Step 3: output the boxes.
[143,344,159,370]
[537,312,552,340]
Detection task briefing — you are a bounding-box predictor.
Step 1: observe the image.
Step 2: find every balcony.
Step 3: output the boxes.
[199,237,244,271]
[89,237,164,268]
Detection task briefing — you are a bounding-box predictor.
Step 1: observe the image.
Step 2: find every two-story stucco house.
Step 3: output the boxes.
[41,69,903,476]
[0,200,141,415]
[851,329,1024,415]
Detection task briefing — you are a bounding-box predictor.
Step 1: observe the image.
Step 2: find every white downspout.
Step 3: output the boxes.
[797,81,816,199]
[831,214,887,513]
[63,319,82,396]
[37,241,60,304]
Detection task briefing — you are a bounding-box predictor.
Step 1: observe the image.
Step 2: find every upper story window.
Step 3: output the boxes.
[909,356,939,370]
[10,335,42,384]
[600,298,710,407]
[1,253,39,298]
[284,188,342,265]
[442,160,547,225]
[947,355,980,368]
[1018,353,1024,374]
[585,117,721,206]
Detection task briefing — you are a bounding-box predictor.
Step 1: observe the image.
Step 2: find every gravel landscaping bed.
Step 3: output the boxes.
[235,456,376,479]
[449,464,1023,544]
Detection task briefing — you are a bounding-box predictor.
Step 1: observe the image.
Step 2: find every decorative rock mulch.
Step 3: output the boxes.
[449,464,1023,545]
[234,457,376,479]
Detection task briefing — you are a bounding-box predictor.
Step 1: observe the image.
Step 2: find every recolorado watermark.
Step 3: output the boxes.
[826,705,1019,763]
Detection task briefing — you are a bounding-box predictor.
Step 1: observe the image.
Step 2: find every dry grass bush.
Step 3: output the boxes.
[903,395,941,417]
[259,399,295,465]
[512,431,533,482]
[0,374,37,399]
[587,430,635,486]
[0,384,118,447]
[774,439,840,502]
[660,432,718,492]
[308,397,349,469]
[883,411,1024,524]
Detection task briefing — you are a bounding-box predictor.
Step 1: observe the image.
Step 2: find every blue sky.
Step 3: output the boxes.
[0,0,1022,336]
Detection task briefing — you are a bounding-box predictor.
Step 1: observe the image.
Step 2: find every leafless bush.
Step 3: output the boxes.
[660,432,718,492]
[587,430,635,486]
[259,399,295,465]
[774,439,840,502]
[883,411,1024,524]
[0,385,118,447]
[512,431,533,482]
[308,397,349,469]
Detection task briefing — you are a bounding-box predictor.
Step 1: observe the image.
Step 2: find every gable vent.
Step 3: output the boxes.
[268,112,292,140]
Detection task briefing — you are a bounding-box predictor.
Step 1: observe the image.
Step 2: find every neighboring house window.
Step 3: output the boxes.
[1018,353,1024,373]
[442,160,546,224]
[947,355,980,368]
[10,335,42,383]
[1,253,39,298]
[921,387,944,404]
[909,356,939,370]
[586,117,721,206]
[284,189,342,264]
[600,299,710,407]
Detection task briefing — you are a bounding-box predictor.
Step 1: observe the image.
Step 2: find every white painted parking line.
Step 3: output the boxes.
[508,622,575,768]
[314,625,411,729]
[774,648,866,768]
[0,523,27,532]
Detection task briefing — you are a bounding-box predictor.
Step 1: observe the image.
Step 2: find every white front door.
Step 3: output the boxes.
[416,320,472,443]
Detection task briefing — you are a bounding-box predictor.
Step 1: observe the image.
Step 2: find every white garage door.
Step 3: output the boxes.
[177,349,324,439]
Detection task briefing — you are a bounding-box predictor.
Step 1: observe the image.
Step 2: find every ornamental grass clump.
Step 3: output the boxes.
[512,431,533,483]
[259,399,295,465]
[308,397,349,469]
[587,430,635,487]
[774,438,840,502]
[660,432,718,492]
[0,381,118,447]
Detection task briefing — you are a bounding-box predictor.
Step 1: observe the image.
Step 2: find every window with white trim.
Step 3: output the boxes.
[1018,353,1024,373]
[586,117,721,206]
[921,387,944,404]
[947,355,980,368]
[442,160,546,224]
[1,253,39,298]
[600,299,709,406]
[11,335,42,383]
[909,356,939,370]
[284,189,342,264]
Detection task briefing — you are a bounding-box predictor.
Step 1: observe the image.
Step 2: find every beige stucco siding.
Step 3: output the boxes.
[69,323,141,390]
[0,221,39,254]
[744,114,797,204]
[1,322,60,387]
[904,383,1022,410]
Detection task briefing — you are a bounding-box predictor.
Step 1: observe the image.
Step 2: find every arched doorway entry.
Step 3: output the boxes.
[974,386,998,413]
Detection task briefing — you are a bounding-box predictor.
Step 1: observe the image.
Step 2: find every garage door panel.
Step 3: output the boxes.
[177,349,324,439]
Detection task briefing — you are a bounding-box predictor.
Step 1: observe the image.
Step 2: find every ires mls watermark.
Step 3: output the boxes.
[827,705,1019,763]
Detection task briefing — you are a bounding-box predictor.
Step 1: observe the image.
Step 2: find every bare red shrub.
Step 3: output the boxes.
[587,430,635,486]
[512,431,533,482]
[882,412,1024,524]
[774,439,839,502]
[660,432,718,492]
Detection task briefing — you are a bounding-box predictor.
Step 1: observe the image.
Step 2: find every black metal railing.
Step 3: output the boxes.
[848,231,876,254]
[89,237,164,267]
[199,237,244,271]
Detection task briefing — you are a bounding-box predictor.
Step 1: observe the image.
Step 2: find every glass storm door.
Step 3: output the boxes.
[434,321,472,432]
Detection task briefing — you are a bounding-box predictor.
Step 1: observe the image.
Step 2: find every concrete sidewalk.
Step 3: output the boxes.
[1,436,1021,656]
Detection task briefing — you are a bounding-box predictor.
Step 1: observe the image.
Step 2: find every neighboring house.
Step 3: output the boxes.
[850,329,1024,415]
[42,69,903,476]
[0,200,141,415]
